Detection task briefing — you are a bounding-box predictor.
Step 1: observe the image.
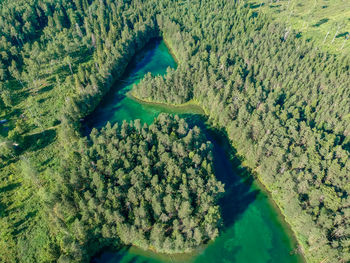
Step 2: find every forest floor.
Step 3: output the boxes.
[247,0,350,55]
[0,45,84,260]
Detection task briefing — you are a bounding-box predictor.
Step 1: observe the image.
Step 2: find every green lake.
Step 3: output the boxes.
[84,39,304,263]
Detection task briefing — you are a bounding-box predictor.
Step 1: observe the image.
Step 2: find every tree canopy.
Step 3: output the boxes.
[48,114,224,261]
[0,0,349,262]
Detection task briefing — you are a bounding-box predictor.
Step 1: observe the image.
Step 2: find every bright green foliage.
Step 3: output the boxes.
[0,0,159,260]
[49,114,224,261]
[0,0,349,262]
[132,2,350,262]
[246,0,350,55]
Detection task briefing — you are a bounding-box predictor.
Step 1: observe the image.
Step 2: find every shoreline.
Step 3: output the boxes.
[158,36,309,262]
[161,36,181,65]
[127,92,205,115]
[89,37,307,262]
[129,91,306,262]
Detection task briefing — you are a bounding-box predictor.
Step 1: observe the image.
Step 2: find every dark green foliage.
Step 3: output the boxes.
[1,0,349,262]
[49,114,223,261]
[132,2,350,261]
[1,1,160,259]
[134,67,193,104]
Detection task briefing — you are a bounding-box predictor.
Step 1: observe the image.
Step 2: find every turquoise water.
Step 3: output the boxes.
[85,39,304,263]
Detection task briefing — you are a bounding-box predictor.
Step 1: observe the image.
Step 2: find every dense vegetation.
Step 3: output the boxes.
[0,0,349,262]
[133,3,350,263]
[48,114,223,261]
[0,0,159,261]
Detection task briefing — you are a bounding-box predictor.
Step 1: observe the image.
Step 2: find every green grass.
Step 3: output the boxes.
[248,0,350,55]
[0,36,92,261]
[0,141,59,261]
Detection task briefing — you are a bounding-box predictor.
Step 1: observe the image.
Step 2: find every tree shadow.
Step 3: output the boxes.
[40,156,54,167]
[269,4,282,9]
[343,141,350,154]
[82,95,124,136]
[313,18,329,27]
[336,32,349,39]
[23,129,56,152]
[12,211,37,235]
[182,115,258,229]
[0,184,18,218]
[249,2,265,9]
[91,247,142,263]
[0,183,21,194]
[13,89,30,106]
[0,201,6,217]
[37,84,54,94]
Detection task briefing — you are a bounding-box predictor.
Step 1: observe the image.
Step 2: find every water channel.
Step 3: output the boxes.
[84,39,304,263]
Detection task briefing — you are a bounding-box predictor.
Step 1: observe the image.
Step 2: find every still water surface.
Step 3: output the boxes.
[85,39,303,263]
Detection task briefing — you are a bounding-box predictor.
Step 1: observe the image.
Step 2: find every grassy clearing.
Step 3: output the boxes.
[248,0,350,55]
[0,141,59,261]
[0,38,92,260]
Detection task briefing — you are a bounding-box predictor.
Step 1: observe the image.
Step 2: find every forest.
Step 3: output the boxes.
[49,114,224,261]
[0,0,349,262]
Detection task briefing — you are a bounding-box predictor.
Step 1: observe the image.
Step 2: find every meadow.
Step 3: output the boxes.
[248,0,350,54]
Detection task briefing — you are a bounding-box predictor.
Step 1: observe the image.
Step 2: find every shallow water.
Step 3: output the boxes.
[84,39,304,263]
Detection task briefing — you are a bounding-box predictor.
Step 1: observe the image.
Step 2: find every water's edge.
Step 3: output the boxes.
[87,38,306,262]
[127,92,205,115]
[156,36,307,261]
[129,71,306,262]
